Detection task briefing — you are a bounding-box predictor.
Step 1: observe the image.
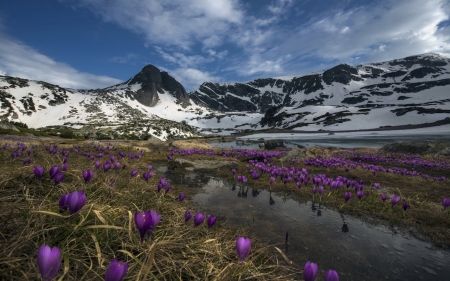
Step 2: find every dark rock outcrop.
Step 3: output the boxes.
[119,64,190,107]
[379,140,450,155]
[322,64,363,85]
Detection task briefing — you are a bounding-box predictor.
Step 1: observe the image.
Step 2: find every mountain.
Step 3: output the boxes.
[108,64,191,107]
[188,53,450,131]
[190,53,450,112]
[0,65,205,140]
[0,53,449,140]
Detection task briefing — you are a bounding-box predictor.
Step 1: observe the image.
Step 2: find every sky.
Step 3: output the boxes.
[0,0,450,91]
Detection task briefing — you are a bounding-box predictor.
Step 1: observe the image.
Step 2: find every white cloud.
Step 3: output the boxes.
[168,68,221,91]
[155,47,215,68]
[110,53,138,64]
[234,0,450,79]
[267,0,294,15]
[60,0,244,49]
[0,34,122,89]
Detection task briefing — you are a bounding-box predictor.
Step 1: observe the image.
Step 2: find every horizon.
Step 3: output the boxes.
[1,0,450,91]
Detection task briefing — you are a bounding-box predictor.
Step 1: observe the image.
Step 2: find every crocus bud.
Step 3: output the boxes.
[37,245,61,281]
[179,193,185,202]
[207,215,216,228]
[54,172,64,185]
[442,198,450,210]
[194,213,204,227]
[185,210,192,223]
[324,269,339,281]
[105,258,128,281]
[67,190,86,214]
[34,166,45,180]
[49,166,60,179]
[345,192,352,203]
[82,170,94,183]
[303,261,318,281]
[236,237,251,262]
[391,195,401,207]
[58,194,69,212]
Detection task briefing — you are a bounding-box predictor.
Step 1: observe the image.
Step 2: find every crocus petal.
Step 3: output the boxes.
[236,237,251,261]
[37,245,61,281]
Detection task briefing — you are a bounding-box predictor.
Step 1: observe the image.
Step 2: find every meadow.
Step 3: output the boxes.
[0,134,449,281]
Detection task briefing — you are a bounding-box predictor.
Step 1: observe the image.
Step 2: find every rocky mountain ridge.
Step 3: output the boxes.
[189,53,450,113]
[0,52,449,140]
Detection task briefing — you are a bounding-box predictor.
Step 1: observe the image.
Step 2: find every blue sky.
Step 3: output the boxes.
[1,0,449,91]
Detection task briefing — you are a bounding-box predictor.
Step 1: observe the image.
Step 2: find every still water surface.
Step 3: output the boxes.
[160,165,450,281]
[208,132,450,149]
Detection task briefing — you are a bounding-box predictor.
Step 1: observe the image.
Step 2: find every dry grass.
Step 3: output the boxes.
[0,136,296,280]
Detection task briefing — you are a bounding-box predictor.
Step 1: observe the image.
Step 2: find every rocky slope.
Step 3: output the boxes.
[189,53,450,131]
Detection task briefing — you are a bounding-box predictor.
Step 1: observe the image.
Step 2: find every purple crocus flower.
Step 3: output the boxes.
[318,186,324,196]
[60,163,68,171]
[194,213,205,227]
[67,190,86,214]
[114,162,121,170]
[134,210,161,242]
[142,172,150,182]
[345,192,352,203]
[373,183,380,189]
[49,166,60,179]
[37,245,61,281]
[34,166,45,180]
[130,169,138,178]
[54,172,64,185]
[103,162,111,172]
[165,185,171,194]
[82,170,94,183]
[231,168,236,175]
[270,176,275,185]
[312,186,317,194]
[94,161,101,169]
[147,165,153,171]
[324,269,339,281]
[391,195,401,207]
[403,202,410,211]
[207,215,216,228]
[357,190,363,200]
[236,237,251,262]
[185,210,192,223]
[105,258,128,281]
[59,194,69,212]
[380,194,387,202]
[179,193,185,202]
[146,210,161,238]
[134,211,152,242]
[443,198,450,210]
[303,261,318,281]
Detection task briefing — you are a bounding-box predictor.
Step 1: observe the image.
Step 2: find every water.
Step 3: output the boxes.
[160,168,450,281]
[208,132,450,150]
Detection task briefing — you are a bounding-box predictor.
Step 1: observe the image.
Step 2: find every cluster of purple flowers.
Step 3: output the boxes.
[184,211,216,228]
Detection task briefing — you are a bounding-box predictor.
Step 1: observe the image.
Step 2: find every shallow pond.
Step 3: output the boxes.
[208,132,450,150]
[160,166,450,281]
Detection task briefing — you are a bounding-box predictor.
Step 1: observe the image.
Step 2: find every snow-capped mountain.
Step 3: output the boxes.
[1,53,449,140]
[189,53,450,131]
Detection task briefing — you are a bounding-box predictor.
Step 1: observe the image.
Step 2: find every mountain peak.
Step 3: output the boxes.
[120,64,190,107]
